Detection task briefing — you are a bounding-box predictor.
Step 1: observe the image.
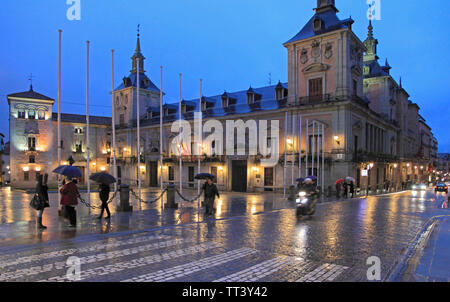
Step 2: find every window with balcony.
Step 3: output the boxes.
[308,78,323,102]
[75,141,83,153]
[18,109,25,119]
[168,166,174,181]
[28,110,36,119]
[28,137,36,151]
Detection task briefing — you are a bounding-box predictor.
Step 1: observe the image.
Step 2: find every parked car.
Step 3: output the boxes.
[435,183,448,193]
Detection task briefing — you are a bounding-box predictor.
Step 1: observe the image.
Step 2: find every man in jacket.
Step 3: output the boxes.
[202,177,220,216]
[60,177,79,227]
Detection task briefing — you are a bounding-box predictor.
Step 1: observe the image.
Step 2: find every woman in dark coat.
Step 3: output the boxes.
[202,177,220,216]
[35,174,50,229]
[98,183,111,219]
[60,177,79,227]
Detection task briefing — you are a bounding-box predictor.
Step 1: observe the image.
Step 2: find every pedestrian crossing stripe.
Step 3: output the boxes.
[295,263,348,282]
[0,237,197,282]
[213,256,296,282]
[122,247,259,282]
[0,234,171,269]
[40,242,220,282]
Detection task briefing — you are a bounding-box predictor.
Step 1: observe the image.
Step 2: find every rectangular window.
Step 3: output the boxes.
[28,110,35,119]
[168,166,174,181]
[18,110,25,119]
[35,171,40,181]
[211,167,218,178]
[28,137,36,151]
[188,167,194,182]
[308,78,323,101]
[308,135,322,154]
[75,141,83,153]
[120,114,125,126]
[24,171,29,181]
[353,80,357,96]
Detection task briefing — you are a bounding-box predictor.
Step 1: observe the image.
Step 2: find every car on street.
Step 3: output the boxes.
[435,183,448,193]
[411,183,427,191]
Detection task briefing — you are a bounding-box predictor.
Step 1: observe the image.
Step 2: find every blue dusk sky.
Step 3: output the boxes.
[0,0,449,151]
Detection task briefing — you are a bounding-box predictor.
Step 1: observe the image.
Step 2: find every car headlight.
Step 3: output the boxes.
[296,198,308,204]
[299,191,306,197]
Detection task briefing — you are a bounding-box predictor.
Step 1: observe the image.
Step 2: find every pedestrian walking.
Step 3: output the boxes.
[202,177,220,216]
[349,181,355,198]
[343,182,348,198]
[60,177,79,227]
[33,174,50,230]
[97,182,111,219]
[335,182,341,198]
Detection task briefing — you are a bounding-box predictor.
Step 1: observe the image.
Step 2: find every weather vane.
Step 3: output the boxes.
[28,73,35,89]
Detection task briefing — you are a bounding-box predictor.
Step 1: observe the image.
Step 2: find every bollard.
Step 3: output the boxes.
[117,184,133,212]
[164,183,178,209]
[288,185,297,201]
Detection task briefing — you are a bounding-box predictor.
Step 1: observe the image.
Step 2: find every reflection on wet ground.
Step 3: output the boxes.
[0,188,449,281]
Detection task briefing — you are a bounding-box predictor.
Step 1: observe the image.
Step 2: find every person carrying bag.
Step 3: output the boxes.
[30,174,50,230]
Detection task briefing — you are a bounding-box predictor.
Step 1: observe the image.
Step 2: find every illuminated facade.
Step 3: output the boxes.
[7,87,111,188]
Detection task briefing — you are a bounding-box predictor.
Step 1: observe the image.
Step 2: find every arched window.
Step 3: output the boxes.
[28,110,35,119]
[38,110,45,120]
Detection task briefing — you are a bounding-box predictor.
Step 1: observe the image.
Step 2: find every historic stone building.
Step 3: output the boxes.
[6,86,111,188]
[6,0,439,192]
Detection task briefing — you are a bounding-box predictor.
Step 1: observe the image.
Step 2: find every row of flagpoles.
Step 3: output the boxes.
[56,29,204,209]
[56,29,325,204]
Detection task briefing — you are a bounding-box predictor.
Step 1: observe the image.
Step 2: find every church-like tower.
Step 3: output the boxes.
[113,31,160,128]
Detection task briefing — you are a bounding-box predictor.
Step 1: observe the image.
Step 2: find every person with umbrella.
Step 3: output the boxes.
[60,177,79,227]
[201,175,220,216]
[90,172,116,220]
[335,178,344,199]
[34,174,50,230]
[97,183,111,219]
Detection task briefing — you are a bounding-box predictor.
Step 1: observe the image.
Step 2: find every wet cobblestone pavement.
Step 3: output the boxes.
[0,187,448,282]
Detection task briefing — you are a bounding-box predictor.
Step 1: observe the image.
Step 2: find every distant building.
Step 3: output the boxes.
[6,87,111,188]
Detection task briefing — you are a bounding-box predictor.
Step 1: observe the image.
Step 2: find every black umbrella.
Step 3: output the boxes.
[53,165,82,178]
[89,172,116,184]
[194,173,216,180]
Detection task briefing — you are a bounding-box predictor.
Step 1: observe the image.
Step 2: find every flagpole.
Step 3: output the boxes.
[160,66,163,208]
[299,115,302,178]
[111,49,117,208]
[179,73,182,195]
[283,112,287,198]
[198,79,202,221]
[198,79,202,195]
[291,112,295,185]
[305,119,308,176]
[312,121,315,177]
[57,29,62,209]
[322,124,325,194]
[86,40,91,213]
[317,122,320,185]
[136,57,141,210]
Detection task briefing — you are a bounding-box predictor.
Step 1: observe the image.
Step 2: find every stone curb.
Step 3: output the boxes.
[383,216,441,282]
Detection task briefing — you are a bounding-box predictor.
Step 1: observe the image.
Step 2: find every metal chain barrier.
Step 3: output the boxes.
[77,190,118,210]
[129,188,168,204]
[174,188,204,203]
